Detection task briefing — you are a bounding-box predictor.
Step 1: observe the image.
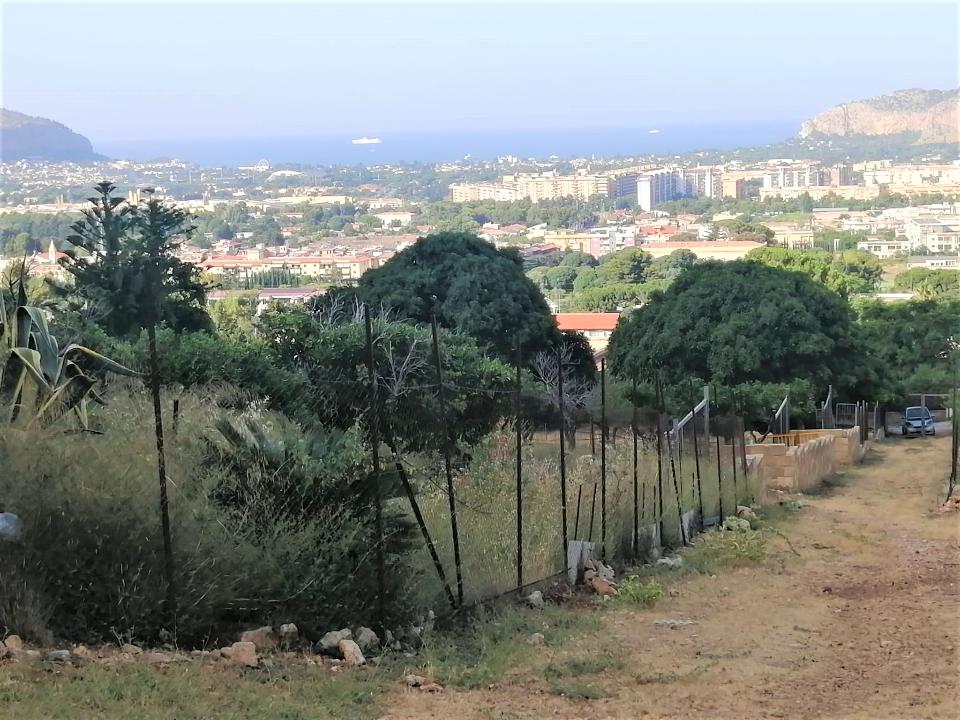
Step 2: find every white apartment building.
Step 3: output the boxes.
[637,169,685,211]
[903,216,960,253]
[857,238,910,259]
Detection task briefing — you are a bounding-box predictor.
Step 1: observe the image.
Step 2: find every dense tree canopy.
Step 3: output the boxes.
[892,268,960,298]
[357,231,559,359]
[608,261,858,394]
[747,247,880,297]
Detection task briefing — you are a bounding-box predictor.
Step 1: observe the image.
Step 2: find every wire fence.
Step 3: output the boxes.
[341,312,760,624]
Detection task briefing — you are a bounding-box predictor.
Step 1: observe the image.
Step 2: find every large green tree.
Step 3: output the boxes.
[59,183,210,337]
[357,231,559,359]
[748,246,879,297]
[608,260,859,395]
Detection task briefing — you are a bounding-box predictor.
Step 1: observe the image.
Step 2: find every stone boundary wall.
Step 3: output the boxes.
[743,426,867,500]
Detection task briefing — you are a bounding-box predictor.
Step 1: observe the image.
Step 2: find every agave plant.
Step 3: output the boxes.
[0,283,138,430]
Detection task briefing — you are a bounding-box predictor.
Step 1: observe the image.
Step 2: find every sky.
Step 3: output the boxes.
[2,0,958,144]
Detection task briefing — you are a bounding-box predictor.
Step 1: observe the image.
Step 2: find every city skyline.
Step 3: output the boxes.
[2,0,957,146]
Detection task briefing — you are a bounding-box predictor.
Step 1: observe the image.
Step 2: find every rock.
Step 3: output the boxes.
[3,635,24,651]
[224,641,258,667]
[723,516,752,532]
[72,645,94,658]
[142,651,178,664]
[240,626,278,651]
[736,505,758,521]
[584,558,615,581]
[0,645,10,661]
[384,629,395,646]
[404,673,427,687]
[419,682,444,692]
[338,639,365,666]
[654,619,698,628]
[656,556,684,569]
[587,576,618,596]
[120,643,142,655]
[318,629,352,655]
[528,632,546,646]
[524,590,545,609]
[278,623,299,645]
[47,650,72,663]
[354,627,379,653]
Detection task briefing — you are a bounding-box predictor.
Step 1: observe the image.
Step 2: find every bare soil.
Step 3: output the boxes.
[383,436,960,720]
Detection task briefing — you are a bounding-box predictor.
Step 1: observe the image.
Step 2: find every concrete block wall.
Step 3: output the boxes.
[746,426,865,498]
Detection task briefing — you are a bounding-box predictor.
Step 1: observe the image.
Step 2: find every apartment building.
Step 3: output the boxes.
[903,215,960,254]
[637,168,685,211]
[759,185,884,201]
[199,253,383,283]
[721,177,748,200]
[448,182,521,202]
[762,164,825,189]
[684,167,722,198]
[856,238,910,259]
[639,239,764,261]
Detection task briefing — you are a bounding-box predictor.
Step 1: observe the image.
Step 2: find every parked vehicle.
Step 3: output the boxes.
[901,406,935,436]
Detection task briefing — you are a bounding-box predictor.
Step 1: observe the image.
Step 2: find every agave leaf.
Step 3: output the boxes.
[60,343,140,378]
[32,370,96,429]
[9,347,53,394]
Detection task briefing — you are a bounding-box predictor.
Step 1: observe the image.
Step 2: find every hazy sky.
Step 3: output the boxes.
[2,0,957,143]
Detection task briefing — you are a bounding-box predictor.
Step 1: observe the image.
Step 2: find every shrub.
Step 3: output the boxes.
[0,384,423,646]
[617,577,664,607]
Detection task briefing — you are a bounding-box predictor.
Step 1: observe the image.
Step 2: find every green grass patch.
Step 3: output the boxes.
[634,663,713,684]
[616,577,664,607]
[0,661,391,720]
[543,652,623,680]
[419,606,598,689]
[683,528,767,573]
[547,680,609,700]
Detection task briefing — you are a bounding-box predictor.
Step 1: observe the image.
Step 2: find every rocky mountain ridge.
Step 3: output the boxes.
[799,88,958,144]
[1,109,103,162]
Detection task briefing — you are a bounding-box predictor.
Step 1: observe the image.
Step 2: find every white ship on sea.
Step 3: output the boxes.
[351,137,382,145]
[648,129,661,134]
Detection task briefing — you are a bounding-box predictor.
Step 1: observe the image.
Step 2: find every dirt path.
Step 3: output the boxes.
[384,437,960,720]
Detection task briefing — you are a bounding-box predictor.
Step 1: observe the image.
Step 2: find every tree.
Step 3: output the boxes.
[356,232,559,360]
[747,246,876,297]
[647,249,699,281]
[608,261,859,396]
[559,251,598,268]
[892,268,960,298]
[543,265,578,291]
[595,248,651,285]
[60,183,211,337]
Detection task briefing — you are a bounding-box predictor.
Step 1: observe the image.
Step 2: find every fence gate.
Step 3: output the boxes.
[835,403,858,428]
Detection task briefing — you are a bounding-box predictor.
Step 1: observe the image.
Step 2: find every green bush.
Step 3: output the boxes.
[0,385,423,646]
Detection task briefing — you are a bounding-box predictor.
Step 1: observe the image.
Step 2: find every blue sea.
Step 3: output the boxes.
[94,122,796,167]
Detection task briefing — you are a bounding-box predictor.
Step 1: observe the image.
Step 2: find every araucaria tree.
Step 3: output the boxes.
[60,182,210,336]
[355,231,560,360]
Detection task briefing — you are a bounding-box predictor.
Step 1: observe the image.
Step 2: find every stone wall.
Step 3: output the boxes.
[744,426,866,500]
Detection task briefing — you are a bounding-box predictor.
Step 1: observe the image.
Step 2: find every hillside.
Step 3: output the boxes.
[799,88,959,144]
[0,109,103,162]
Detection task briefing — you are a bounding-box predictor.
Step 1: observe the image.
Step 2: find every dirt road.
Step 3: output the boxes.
[385,436,960,720]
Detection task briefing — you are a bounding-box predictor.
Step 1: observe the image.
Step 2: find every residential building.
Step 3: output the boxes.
[555,313,620,352]
[685,167,722,198]
[903,215,960,253]
[857,238,910,259]
[448,182,520,202]
[721,177,747,200]
[905,255,960,268]
[772,226,817,250]
[759,185,884,201]
[637,169,685,211]
[638,239,764,261]
[199,253,383,283]
[373,210,414,227]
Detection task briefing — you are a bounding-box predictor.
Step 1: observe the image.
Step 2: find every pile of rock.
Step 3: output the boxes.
[583,558,618,596]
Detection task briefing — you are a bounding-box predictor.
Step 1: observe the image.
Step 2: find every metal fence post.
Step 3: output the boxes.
[430,312,464,606]
[364,305,387,631]
[632,376,639,558]
[515,340,523,594]
[600,357,607,561]
[557,346,569,562]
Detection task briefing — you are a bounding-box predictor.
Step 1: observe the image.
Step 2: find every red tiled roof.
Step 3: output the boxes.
[555,313,620,332]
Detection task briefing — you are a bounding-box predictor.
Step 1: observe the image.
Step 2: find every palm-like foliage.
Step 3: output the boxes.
[1,281,137,430]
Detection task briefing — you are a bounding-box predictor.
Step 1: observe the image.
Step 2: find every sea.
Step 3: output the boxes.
[94,122,797,167]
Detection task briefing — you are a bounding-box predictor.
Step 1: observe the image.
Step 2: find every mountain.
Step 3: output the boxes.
[1,109,104,162]
[799,88,959,144]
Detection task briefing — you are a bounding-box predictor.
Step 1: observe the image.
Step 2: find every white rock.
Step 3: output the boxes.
[338,639,366,666]
[524,590,545,609]
[279,623,299,644]
[47,650,72,663]
[528,632,546,646]
[224,641,258,667]
[3,635,24,651]
[656,556,684,569]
